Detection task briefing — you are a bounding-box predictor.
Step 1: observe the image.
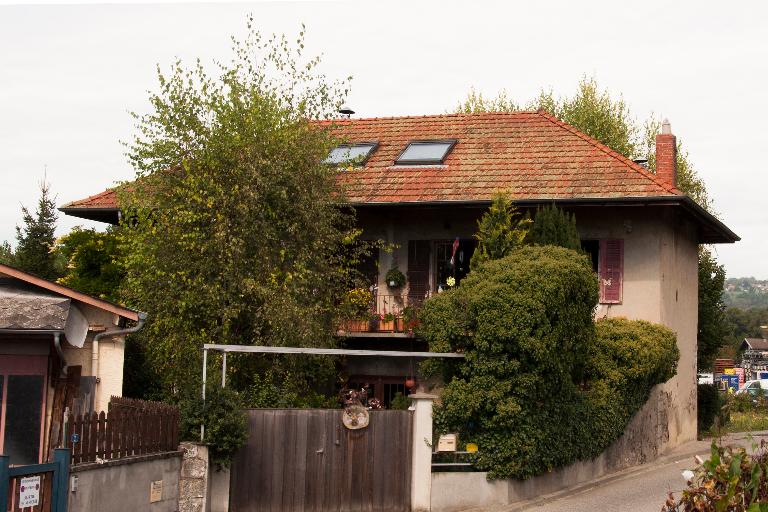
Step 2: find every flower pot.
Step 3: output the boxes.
[345,319,369,332]
[394,317,404,332]
[378,319,395,332]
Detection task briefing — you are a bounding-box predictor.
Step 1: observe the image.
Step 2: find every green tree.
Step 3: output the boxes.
[526,203,581,251]
[456,77,728,367]
[0,241,14,266]
[471,191,531,270]
[57,227,124,300]
[696,248,727,369]
[119,19,362,405]
[14,180,63,280]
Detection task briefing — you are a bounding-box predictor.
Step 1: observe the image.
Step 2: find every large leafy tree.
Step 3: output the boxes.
[457,77,727,369]
[57,227,124,301]
[119,20,362,400]
[14,180,63,280]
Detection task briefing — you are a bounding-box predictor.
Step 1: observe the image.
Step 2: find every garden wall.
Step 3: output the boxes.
[68,451,183,512]
[431,384,675,511]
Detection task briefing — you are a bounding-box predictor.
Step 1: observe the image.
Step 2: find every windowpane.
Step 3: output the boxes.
[324,143,377,165]
[396,141,455,165]
[3,375,44,465]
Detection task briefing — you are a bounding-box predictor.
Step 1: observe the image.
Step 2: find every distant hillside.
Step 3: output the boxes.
[724,277,768,309]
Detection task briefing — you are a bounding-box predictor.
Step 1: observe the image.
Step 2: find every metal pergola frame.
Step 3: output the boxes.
[199,343,465,440]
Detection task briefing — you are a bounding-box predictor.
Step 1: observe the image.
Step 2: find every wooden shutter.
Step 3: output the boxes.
[599,239,624,304]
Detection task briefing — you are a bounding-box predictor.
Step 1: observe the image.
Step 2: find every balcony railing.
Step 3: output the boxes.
[340,293,420,334]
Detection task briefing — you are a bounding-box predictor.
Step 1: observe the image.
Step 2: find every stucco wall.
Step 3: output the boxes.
[61,303,126,412]
[69,451,183,512]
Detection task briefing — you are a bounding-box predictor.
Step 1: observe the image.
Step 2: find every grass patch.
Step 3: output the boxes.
[703,411,768,437]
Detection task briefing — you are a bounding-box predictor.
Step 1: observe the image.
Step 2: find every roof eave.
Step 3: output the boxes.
[348,195,739,244]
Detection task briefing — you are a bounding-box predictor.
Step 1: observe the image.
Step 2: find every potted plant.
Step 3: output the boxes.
[379,312,396,332]
[402,305,420,331]
[385,267,406,289]
[342,288,373,332]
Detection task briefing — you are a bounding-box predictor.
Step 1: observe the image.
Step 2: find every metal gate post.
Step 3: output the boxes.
[52,448,71,512]
[0,455,9,512]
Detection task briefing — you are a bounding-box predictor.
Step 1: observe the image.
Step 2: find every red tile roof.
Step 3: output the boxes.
[326,111,680,204]
[62,110,680,212]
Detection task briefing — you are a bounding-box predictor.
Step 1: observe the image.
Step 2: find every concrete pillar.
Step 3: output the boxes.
[410,392,436,512]
[179,442,210,512]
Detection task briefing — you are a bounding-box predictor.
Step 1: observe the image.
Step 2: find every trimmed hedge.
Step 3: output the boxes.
[418,245,679,479]
[697,383,723,433]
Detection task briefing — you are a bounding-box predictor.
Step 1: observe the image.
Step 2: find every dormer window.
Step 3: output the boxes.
[324,142,377,165]
[395,140,456,165]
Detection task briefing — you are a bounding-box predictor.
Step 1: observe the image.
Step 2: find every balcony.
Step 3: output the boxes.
[338,293,421,337]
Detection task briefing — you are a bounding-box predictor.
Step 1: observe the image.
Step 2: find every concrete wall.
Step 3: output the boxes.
[431,384,678,511]
[69,451,183,512]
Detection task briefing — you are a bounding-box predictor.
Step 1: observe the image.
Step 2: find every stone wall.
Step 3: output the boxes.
[179,442,210,512]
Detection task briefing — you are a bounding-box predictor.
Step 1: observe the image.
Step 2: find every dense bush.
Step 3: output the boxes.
[525,203,581,251]
[418,245,679,479]
[698,384,725,433]
[179,384,248,468]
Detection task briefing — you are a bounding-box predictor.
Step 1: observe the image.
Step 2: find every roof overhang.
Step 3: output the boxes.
[347,195,740,244]
[58,207,120,224]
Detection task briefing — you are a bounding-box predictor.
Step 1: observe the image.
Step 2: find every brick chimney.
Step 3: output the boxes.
[655,119,677,188]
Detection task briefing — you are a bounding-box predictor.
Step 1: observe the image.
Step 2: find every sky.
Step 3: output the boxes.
[0,0,766,278]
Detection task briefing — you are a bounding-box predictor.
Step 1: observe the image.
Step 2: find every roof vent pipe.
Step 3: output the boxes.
[338,105,355,118]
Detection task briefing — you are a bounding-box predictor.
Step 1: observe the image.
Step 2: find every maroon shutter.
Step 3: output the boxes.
[407,240,431,306]
[599,239,624,304]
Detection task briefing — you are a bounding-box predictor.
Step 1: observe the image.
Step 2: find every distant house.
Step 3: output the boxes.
[0,263,145,464]
[61,111,738,450]
[741,338,768,352]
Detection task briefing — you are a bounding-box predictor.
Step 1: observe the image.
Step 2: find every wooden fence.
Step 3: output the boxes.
[65,398,179,465]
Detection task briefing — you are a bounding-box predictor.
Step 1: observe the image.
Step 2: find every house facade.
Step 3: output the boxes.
[60,111,738,449]
[0,264,144,464]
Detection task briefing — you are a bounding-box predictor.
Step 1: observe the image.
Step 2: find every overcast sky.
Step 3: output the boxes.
[1,0,766,278]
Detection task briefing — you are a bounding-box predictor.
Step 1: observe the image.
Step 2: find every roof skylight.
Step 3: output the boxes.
[395,140,456,165]
[324,143,377,165]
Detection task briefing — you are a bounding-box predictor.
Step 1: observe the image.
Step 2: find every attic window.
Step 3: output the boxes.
[395,140,456,165]
[324,142,377,165]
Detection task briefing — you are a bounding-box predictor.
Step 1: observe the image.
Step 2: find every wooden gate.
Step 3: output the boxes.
[230,409,412,512]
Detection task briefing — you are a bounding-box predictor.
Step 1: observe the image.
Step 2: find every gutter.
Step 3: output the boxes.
[92,311,148,386]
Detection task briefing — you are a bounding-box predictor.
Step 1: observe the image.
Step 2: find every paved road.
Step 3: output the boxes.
[491,432,768,512]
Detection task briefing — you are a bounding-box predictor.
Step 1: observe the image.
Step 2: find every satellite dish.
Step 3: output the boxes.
[342,404,369,430]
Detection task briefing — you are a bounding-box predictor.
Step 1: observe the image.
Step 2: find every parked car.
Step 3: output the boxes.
[736,380,768,396]
[697,373,714,385]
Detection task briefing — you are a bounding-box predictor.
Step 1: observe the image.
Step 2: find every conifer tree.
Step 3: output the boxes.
[471,192,531,270]
[526,203,581,251]
[14,180,62,279]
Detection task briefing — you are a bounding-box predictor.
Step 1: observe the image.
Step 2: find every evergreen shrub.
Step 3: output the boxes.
[418,245,679,479]
[697,383,723,433]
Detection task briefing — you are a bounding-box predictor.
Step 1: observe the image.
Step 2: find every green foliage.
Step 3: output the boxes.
[118,20,363,404]
[340,287,374,320]
[0,241,14,266]
[698,384,725,434]
[56,227,124,301]
[662,442,768,511]
[418,246,678,479]
[384,267,406,288]
[14,180,63,280]
[471,191,531,270]
[178,384,248,468]
[698,248,728,369]
[390,392,410,411]
[724,279,768,310]
[455,76,725,369]
[525,203,581,251]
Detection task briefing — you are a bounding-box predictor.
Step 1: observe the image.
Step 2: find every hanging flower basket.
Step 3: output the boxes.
[385,267,406,289]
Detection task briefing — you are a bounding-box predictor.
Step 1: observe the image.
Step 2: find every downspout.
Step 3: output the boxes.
[53,332,67,376]
[92,311,148,387]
